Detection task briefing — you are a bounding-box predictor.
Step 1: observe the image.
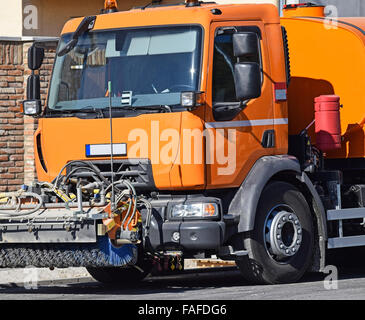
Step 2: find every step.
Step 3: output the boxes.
[185,259,236,269]
[328,235,365,249]
[327,208,365,221]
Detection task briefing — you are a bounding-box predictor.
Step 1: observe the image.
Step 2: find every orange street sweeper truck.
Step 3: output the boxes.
[2,0,365,285]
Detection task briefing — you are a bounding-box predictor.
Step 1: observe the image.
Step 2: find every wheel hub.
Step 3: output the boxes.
[265,208,302,261]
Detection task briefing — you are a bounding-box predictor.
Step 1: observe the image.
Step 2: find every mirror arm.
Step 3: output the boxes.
[213,101,245,113]
[57,16,96,57]
[212,101,247,121]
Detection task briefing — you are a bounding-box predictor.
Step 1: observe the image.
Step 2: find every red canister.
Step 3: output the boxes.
[314,95,342,152]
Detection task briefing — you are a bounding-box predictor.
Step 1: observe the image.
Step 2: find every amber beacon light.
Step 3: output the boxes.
[103,0,118,13]
[185,0,201,7]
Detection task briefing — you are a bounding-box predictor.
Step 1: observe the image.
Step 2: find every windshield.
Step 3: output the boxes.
[48,25,202,111]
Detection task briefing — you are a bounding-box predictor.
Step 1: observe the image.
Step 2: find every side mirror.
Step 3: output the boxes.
[28,45,44,70]
[232,32,261,101]
[24,74,42,117]
[233,32,259,57]
[234,62,261,101]
[27,74,40,100]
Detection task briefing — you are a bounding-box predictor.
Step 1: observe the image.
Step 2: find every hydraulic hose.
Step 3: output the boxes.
[138,197,152,238]
[54,160,110,188]
[0,191,44,217]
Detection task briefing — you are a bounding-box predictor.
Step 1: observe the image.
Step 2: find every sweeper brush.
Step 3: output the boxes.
[0,160,152,268]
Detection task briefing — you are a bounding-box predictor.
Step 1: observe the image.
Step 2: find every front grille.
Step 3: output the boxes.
[67,159,156,190]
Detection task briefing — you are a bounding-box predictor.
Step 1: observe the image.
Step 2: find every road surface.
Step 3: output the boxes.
[0,265,365,300]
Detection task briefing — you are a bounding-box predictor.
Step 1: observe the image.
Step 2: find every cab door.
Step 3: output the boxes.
[205,21,275,189]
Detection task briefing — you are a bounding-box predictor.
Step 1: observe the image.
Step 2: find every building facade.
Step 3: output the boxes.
[313,0,365,17]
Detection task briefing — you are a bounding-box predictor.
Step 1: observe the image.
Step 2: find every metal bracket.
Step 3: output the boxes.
[218,245,248,260]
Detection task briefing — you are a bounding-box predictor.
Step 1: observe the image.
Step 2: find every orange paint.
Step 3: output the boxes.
[282,13,365,159]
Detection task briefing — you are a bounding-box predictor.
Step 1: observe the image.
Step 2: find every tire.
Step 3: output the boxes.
[236,181,314,284]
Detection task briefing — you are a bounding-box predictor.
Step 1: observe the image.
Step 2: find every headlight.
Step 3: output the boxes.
[171,202,219,219]
[22,100,41,116]
[180,91,205,109]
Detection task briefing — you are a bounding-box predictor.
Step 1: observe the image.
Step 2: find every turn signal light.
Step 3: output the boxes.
[204,204,217,217]
[171,203,219,219]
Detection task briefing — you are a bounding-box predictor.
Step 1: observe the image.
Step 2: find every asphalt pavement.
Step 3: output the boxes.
[0,265,365,300]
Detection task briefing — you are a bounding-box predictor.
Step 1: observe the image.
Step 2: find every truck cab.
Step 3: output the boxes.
[34,2,287,188]
[18,1,295,284]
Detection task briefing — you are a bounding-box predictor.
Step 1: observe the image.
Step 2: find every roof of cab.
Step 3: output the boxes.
[61,3,279,35]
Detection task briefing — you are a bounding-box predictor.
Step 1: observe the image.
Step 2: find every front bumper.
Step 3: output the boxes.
[145,196,228,252]
[160,220,225,251]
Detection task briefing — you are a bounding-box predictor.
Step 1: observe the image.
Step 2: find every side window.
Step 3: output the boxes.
[212,27,261,104]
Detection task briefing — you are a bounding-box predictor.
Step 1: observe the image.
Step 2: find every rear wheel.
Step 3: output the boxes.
[236,181,314,284]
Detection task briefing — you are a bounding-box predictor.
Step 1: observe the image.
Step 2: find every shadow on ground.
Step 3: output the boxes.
[1,248,365,297]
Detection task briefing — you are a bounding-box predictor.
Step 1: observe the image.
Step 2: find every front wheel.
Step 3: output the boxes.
[236,181,314,284]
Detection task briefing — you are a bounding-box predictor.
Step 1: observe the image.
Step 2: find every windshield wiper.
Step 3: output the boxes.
[46,105,174,118]
[51,106,99,113]
[73,106,102,112]
[119,105,173,113]
[72,106,105,118]
[46,108,75,115]
[47,106,105,118]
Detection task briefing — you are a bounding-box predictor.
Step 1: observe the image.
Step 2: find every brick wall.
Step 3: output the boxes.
[0,41,57,192]
[0,42,25,192]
